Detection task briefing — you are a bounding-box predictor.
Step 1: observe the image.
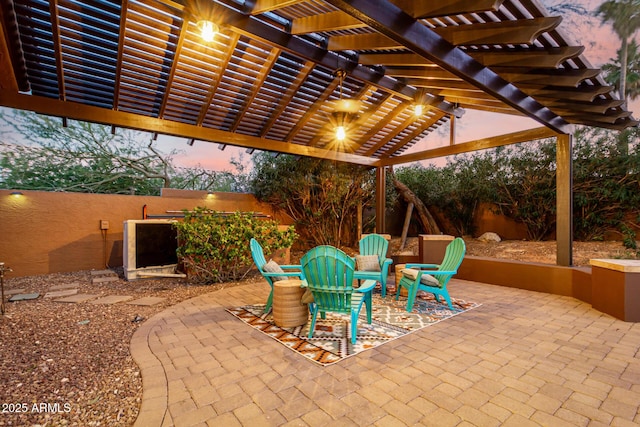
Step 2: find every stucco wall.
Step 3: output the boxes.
[0,189,292,277]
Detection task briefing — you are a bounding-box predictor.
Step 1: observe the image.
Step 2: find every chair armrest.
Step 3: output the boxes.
[405,263,440,269]
[262,271,303,278]
[279,264,302,270]
[417,270,457,276]
[355,279,377,293]
[382,258,393,267]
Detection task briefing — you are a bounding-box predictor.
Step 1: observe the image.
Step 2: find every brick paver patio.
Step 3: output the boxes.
[131,279,640,426]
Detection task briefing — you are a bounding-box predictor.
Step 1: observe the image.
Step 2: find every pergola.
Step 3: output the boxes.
[0,0,637,266]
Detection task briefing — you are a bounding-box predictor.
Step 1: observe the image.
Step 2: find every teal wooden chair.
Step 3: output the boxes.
[395,237,466,311]
[356,234,393,297]
[250,238,302,313]
[300,245,376,345]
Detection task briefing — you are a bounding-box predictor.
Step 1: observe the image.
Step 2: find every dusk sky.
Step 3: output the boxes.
[1,0,635,172]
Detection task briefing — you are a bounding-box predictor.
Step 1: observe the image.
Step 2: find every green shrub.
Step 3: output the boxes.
[174,207,297,284]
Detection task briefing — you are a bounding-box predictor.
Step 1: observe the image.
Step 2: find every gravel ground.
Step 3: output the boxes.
[0,238,636,426]
[0,269,256,427]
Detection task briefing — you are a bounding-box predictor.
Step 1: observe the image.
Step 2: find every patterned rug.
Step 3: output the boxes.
[226,292,480,366]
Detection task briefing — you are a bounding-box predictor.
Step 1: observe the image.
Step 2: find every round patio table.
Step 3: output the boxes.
[272,279,308,328]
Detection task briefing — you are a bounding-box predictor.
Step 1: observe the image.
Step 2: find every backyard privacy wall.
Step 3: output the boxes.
[0,189,293,277]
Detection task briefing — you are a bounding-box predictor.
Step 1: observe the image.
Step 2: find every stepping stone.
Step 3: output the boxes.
[91,269,115,276]
[4,288,26,296]
[89,295,133,305]
[127,297,166,306]
[49,283,81,291]
[54,294,99,303]
[92,276,119,284]
[44,289,78,299]
[8,293,39,302]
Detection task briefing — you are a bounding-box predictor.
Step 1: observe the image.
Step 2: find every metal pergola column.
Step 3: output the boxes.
[556,133,574,266]
[375,166,386,234]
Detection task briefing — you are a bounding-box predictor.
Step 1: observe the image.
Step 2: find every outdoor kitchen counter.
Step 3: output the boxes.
[590,259,640,322]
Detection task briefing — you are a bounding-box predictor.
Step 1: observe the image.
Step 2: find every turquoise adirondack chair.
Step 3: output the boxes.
[395,237,466,311]
[356,234,393,297]
[250,238,302,313]
[300,245,376,345]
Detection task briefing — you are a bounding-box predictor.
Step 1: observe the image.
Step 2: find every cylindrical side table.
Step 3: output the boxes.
[395,264,408,297]
[272,279,308,328]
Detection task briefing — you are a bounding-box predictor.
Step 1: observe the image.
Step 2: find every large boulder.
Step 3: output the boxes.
[477,232,502,243]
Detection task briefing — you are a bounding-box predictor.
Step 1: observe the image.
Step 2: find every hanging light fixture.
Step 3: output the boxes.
[333,111,348,141]
[413,89,428,118]
[330,69,360,143]
[197,20,218,42]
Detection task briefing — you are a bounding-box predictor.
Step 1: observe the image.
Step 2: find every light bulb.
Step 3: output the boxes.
[335,125,346,141]
[414,104,424,117]
[197,20,218,43]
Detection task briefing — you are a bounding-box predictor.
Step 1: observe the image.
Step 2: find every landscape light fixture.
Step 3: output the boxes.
[10,191,23,196]
[197,20,218,42]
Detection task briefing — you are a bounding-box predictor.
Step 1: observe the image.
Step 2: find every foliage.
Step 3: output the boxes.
[595,0,640,104]
[0,109,175,195]
[395,127,640,244]
[249,153,374,247]
[395,154,501,236]
[602,39,640,101]
[174,207,297,284]
[572,126,640,245]
[0,108,251,194]
[488,141,559,240]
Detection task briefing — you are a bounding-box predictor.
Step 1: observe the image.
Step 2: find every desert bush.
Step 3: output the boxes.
[394,126,639,243]
[174,207,297,284]
[250,153,374,247]
[395,155,495,236]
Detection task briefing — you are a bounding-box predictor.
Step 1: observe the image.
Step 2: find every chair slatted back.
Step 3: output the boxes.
[250,238,267,272]
[359,234,389,267]
[300,245,355,314]
[435,237,466,285]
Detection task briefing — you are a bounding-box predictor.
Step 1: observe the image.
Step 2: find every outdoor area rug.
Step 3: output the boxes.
[226,293,480,366]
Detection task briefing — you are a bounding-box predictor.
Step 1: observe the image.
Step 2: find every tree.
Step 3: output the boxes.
[595,0,640,109]
[249,153,374,247]
[602,39,640,101]
[0,108,251,194]
[171,155,251,193]
[394,155,496,236]
[0,109,176,195]
[572,126,640,247]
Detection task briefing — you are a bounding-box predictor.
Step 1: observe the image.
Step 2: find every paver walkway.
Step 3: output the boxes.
[131,279,640,426]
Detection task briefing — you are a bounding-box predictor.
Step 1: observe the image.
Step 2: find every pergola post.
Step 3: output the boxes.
[375,166,386,234]
[556,133,573,266]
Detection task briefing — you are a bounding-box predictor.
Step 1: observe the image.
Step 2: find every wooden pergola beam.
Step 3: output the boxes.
[389,0,504,19]
[249,0,306,15]
[0,92,379,166]
[329,17,562,50]
[223,7,460,116]
[380,127,559,166]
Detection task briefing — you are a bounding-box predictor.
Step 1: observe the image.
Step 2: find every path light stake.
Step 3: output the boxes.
[0,262,12,315]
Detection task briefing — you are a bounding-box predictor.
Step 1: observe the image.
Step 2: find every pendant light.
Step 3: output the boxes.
[197,20,218,42]
[330,69,360,143]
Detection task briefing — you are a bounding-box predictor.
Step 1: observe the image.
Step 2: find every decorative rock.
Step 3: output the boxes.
[477,232,501,243]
